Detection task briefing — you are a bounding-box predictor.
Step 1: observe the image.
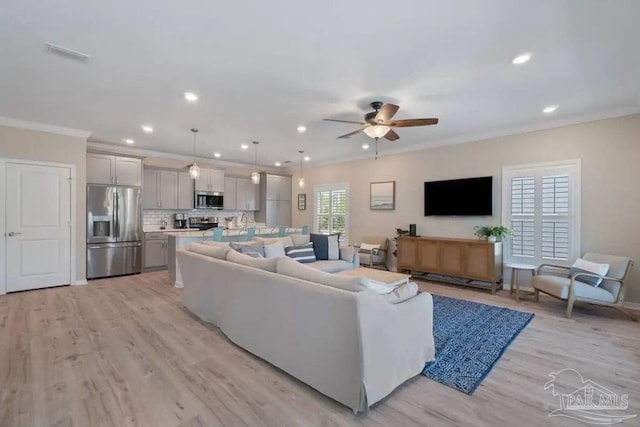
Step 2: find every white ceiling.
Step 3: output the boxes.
[1,0,639,169]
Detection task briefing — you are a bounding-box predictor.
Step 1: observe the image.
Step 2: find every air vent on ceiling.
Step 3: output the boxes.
[282,160,293,164]
[45,42,90,63]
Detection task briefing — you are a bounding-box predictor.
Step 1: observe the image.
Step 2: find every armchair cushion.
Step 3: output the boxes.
[569,258,609,287]
[532,275,616,303]
[583,253,632,297]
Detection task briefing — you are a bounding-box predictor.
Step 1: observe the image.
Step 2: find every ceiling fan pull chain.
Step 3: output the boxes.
[375,138,379,160]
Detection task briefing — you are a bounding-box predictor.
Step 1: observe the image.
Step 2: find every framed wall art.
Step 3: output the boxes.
[370,181,395,210]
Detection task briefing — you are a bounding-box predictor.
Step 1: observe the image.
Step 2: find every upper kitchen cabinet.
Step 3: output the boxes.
[177,172,194,209]
[265,174,292,201]
[87,153,142,186]
[194,168,225,193]
[223,177,236,210]
[143,169,178,209]
[236,177,259,211]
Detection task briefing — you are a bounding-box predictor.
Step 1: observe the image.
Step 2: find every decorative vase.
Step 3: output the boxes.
[487,236,497,242]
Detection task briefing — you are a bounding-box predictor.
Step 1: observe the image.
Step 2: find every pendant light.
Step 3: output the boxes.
[298,150,305,188]
[250,141,260,185]
[189,128,200,179]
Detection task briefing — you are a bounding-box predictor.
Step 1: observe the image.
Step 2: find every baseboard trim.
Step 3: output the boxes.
[73,279,88,286]
[623,302,640,310]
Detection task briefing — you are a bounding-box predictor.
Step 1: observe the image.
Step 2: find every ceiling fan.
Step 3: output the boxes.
[323,101,439,141]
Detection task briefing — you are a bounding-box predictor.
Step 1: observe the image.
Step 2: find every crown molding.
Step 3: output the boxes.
[0,116,91,138]
[305,108,640,170]
[87,140,282,173]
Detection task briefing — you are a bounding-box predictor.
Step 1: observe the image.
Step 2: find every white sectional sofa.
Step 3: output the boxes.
[177,243,435,414]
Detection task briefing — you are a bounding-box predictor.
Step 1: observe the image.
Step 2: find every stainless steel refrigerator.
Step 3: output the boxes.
[87,185,142,279]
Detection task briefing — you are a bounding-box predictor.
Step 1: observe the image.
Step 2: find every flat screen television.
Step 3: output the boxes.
[424,176,493,216]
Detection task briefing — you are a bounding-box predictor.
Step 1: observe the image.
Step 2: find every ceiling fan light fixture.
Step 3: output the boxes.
[364,125,391,139]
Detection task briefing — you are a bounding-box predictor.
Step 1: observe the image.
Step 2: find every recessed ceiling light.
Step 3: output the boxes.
[213,152,221,158]
[275,162,281,167]
[141,125,153,133]
[124,138,135,145]
[184,92,199,102]
[362,143,370,150]
[297,125,307,133]
[543,105,559,114]
[512,53,532,65]
[241,144,249,150]
[304,156,310,162]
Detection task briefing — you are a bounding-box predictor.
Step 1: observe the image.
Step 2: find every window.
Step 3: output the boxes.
[314,183,349,241]
[502,160,581,267]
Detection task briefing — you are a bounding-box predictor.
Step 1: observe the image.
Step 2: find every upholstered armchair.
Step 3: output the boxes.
[357,236,389,270]
[532,252,634,319]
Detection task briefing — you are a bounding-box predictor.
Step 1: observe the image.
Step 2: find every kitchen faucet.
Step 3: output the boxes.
[240,212,248,230]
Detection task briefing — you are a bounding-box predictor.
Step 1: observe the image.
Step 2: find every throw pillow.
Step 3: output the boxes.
[276,257,367,291]
[254,236,294,248]
[264,240,286,258]
[310,233,340,261]
[569,258,610,287]
[187,243,230,260]
[230,241,265,257]
[290,234,311,246]
[383,282,419,304]
[284,242,316,263]
[360,243,380,251]
[226,249,278,272]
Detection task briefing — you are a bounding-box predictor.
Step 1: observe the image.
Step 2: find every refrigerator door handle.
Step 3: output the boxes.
[114,191,120,239]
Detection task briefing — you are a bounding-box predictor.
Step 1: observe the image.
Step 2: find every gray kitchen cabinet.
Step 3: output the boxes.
[144,233,168,269]
[256,173,292,226]
[178,172,194,209]
[195,168,225,193]
[143,169,178,209]
[224,177,236,210]
[236,177,260,211]
[87,153,142,186]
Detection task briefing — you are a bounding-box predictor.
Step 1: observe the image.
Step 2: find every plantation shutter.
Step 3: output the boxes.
[510,176,535,258]
[314,184,349,241]
[503,161,580,268]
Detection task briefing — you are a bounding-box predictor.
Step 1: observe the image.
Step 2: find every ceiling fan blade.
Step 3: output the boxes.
[388,118,439,127]
[337,128,366,139]
[384,129,400,141]
[323,118,366,125]
[375,104,400,123]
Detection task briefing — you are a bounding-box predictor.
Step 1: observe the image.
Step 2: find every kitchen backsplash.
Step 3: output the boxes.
[143,209,255,226]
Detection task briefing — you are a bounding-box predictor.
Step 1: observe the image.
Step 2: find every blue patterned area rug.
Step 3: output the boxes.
[422,295,534,394]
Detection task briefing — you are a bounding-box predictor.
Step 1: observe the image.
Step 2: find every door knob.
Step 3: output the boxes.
[7,232,22,237]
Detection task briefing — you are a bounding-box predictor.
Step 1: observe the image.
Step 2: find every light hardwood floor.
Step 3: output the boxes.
[1,272,638,427]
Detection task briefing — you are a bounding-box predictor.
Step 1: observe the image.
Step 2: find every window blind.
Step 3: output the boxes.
[314,186,348,240]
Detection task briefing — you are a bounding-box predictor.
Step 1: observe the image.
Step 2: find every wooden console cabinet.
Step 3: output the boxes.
[397,236,503,293]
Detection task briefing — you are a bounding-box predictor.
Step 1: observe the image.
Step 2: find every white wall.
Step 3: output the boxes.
[0,125,87,282]
[292,114,640,303]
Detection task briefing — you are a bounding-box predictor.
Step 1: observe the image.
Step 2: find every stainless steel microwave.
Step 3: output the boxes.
[195,191,224,210]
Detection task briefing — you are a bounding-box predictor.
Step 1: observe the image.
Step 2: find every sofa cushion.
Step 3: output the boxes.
[254,236,294,248]
[230,241,265,257]
[306,260,355,273]
[264,240,286,258]
[276,256,367,292]
[226,249,278,273]
[569,258,609,287]
[200,241,230,248]
[290,234,311,246]
[383,282,419,304]
[532,275,616,303]
[284,242,316,263]
[187,242,230,260]
[310,233,340,260]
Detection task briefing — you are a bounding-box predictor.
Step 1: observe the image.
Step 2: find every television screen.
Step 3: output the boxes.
[424,176,493,216]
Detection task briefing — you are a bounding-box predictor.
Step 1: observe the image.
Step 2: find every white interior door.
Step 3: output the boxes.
[5,162,72,292]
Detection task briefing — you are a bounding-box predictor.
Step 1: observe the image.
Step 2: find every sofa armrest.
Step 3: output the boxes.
[356,291,435,407]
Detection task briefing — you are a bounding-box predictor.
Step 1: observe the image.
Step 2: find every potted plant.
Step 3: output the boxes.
[474,225,514,242]
[392,228,410,257]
